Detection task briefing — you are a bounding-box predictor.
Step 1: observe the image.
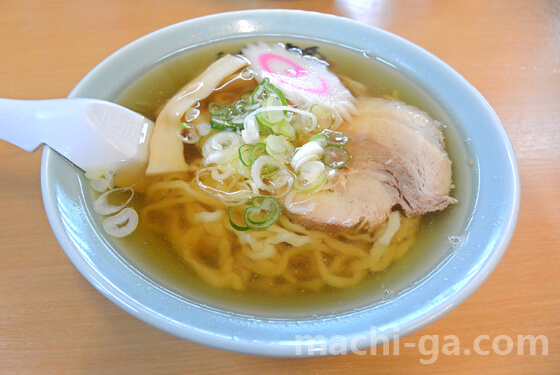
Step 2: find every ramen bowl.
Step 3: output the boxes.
[41,10,519,356]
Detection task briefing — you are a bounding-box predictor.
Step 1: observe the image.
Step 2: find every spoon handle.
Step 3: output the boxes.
[0,98,66,152]
[0,98,154,171]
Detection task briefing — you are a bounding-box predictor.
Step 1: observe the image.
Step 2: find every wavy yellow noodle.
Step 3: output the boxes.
[138,172,421,294]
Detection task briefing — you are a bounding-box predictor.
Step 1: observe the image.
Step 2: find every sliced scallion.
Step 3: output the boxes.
[256,94,285,127]
[290,140,325,172]
[230,157,252,179]
[85,169,104,180]
[308,134,329,148]
[323,145,350,169]
[310,104,335,129]
[293,160,327,193]
[251,155,289,191]
[202,132,243,165]
[102,208,139,238]
[93,187,134,216]
[228,206,250,231]
[272,120,296,139]
[184,107,201,123]
[210,116,238,131]
[265,135,295,164]
[209,102,232,117]
[90,177,109,193]
[322,129,349,146]
[238,144,254,167]
[249,143,267,164]
[243,196,282,230]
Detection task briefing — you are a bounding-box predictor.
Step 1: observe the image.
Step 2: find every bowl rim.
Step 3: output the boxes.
[41,9,520,357]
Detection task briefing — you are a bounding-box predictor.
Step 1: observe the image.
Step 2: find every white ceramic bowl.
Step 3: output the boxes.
[41,10,520,356]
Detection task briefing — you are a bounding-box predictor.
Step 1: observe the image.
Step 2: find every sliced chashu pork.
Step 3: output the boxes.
[288,97,457,233]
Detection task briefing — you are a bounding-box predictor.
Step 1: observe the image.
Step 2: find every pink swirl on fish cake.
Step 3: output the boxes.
[258,53,329,95]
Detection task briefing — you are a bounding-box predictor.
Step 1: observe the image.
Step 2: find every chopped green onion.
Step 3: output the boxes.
[272,120,296,139]
[210,116,239,131]
[241,116,260,144]
[197,130,213,152]
[177,126,200,144]
[90,177,109,193]
[290,140,325,172]
[209,99,251,131]
[85,169,104,180]
[310,104,335,129]
[255,112,277,128]
[209,81,291,134]
[308,134,329,147]
[202,78,350,202]
[257,95,285,126]
[240,90,253,101]
[265,135,295,164]
[238,144,254,166]
[243,196,282,230]
[184,108,201,123]
[85,169,115,191]
[322,129,349,146]
[196,122,212,136]
[230,157,252,179]
[293,160,327,193]
[228,206,250,231]
[323,145,350,169]
[259,123,276,135]
[245,106,315,141]
[256,105,286,129]
[234,98,250,114]
[92,187,134,216]
[230,114,246,126]
[202,132,243,165]
[102,208,138,238]
[209,102,232,117]
[262,80,288,108]
[251,155,290,191]
[250,143,267,164]
[250,81,267,104]
[310,129,349,147]
[228,196,282,231]
[103,169,116,189]
[291,111,316,134]
[250,78,288,108]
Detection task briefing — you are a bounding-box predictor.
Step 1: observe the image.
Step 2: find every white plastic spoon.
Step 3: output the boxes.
[0,98,154,171]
